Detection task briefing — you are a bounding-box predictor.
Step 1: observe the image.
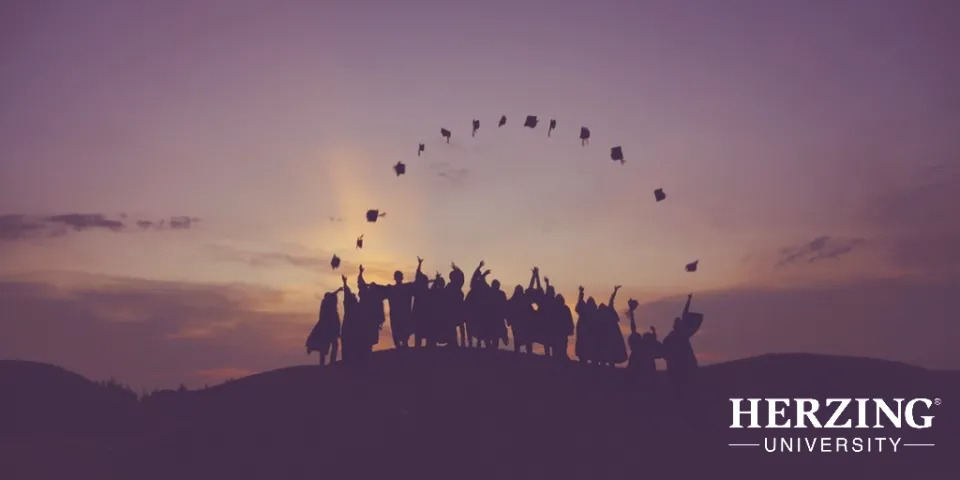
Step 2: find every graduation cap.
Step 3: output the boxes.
[498,115,507,127]
[394,161,406,176]
[356,235,364,249]
[611,146,624,165]
[654,188,666,202]
[472,119,480,137]
[685,260,699,272]
[331,254,341,270]
[580,127,590,146]
[524,115,539,128]
[440,128,451,143]
[366,209,386,222]
[548,119,556,137]
[418,143,425,156]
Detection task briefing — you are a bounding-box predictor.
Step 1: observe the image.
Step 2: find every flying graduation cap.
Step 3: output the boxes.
[524,116,539,128]
[394,161,406,176]
[440,128,451,143]
[654,188,666,202]
[356,235,364,249]
[418,143,425,156]
[685,260,699,272]
[472,119,480,137]
[548,119,556,137]
[366,209,386,222]
[331,254,341,270]
[611,146,624,165]
[580,127,590,146]
[498,115,507,127]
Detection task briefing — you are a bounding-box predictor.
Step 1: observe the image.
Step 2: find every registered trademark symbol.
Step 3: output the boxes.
[934,398,941,406]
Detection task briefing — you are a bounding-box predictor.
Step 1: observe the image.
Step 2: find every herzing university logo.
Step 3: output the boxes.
[727,398,941,453]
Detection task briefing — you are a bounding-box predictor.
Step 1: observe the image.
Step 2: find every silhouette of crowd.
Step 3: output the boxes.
[307,259,704,395]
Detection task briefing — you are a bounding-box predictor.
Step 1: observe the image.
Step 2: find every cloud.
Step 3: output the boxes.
[169,216,200,229]
[0,213,201,241]
[858,161,960,276]
[776,236,867,267]
[437,167,469,184]
[428,161,469,185]
[0,213,123,240]
[46,213,125,232]
[0,215,48,240]
[0,272,309,391]
[206,245,401,283]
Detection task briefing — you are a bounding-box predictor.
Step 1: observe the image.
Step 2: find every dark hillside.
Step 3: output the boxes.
[2,350,957,479]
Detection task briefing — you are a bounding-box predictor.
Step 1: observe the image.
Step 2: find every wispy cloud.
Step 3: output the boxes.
[0,213,201,241]
[776,236,867,267]
[858,161,960,276]
[0,272,304,390]
[206,244,401,283]
[428,161,469,185]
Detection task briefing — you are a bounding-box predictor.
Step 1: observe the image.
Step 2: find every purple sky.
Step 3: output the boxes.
[1,0,958,389]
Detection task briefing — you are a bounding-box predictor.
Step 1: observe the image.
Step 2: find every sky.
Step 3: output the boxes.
[1,0,958,390]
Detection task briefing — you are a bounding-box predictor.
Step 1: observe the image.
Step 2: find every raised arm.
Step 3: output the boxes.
[575,286,586,315]
[608,285,621,309]
[528,267,538,290]
[628,310,637,335]
[534,270,543,291]
[333,287,344,295]
[357,265,367,291]
[415,257,429,283]
[471,260,485,287]
[682,293,693,317]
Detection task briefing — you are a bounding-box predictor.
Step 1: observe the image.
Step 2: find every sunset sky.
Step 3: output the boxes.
[2,0,958,390]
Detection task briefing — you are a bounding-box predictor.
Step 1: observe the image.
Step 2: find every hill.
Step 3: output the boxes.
[1,350,957,479]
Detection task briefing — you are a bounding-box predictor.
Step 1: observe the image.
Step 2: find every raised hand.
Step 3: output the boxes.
[341,274,347,284]
[483,269,491,276]
[479,260,485,268]
[451,262,459,270]
[417,256,424,264]
[578,286,584,293]
[359,264,364,274]
[614,285,622,291]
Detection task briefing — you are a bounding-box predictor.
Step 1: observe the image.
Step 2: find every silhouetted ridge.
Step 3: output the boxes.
[0,360,141,437]
[4,352,957,479]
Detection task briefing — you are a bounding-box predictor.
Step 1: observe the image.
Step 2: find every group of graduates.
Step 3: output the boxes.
[306,258,704,394]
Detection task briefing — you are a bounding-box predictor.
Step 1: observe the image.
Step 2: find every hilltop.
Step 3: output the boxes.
[1,349,957,479]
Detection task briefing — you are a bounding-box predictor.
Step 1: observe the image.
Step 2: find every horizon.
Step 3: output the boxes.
[1,0,958,391]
